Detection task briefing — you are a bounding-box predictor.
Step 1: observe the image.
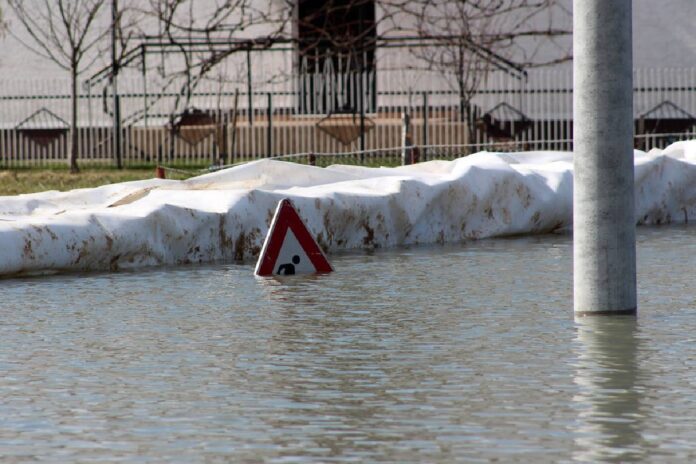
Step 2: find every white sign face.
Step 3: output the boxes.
[273,228,316,275]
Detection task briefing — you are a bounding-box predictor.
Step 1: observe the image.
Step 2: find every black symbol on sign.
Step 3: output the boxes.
[277,255,300,275]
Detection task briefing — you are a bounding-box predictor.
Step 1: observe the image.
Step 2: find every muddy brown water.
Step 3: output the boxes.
[0,225,695,462]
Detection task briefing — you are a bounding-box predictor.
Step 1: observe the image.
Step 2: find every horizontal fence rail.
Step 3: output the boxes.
[0,65,695,168]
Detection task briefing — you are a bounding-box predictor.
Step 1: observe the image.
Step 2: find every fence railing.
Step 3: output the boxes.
[0,67,695,167]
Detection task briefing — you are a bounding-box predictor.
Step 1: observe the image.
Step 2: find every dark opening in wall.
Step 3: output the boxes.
[298,0,376,72]
[297,0,377,114]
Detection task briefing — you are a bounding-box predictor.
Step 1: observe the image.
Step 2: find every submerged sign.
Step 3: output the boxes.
[254,198,333,276]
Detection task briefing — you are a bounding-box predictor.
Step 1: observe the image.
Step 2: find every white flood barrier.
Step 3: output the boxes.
[1,141,696,277]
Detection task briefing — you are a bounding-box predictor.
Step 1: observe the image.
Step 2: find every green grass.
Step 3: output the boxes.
[0,167,195,196]
[0,152,465,196]
[284,151,464,168]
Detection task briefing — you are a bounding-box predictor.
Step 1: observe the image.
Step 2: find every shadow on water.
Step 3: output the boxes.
[572,317,651,462]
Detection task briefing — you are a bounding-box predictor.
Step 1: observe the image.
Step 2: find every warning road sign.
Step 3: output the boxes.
[254,198,333,276]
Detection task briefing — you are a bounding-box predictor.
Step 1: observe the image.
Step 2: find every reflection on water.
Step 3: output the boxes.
[572,318,649,462]
[0,227,695,461]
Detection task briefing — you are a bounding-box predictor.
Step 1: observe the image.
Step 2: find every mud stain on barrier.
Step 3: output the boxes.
[74,240,89,265]
[362,221,375,248]
[110,254,121,272]
[45,227,58,241]
[316,232,329,254]
[218,216,235,254]
[23,238,34,260]
[387,196,411,241]
[550,220,565,233]
[502,208,511,225]
[186,243,206,264]
[322,212,331,239]
[234,232,246,262]
[516,183,533,208]
[234,228,262,262]
[249,228,262,256]
[320,211,336,250]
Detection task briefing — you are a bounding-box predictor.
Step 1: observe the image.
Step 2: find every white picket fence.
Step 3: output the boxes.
[0,65,695,167]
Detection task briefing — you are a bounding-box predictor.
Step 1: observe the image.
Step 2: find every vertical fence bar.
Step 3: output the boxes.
[358,66,365,160]
[267,92,273,158]
[2,65,696,168]
[422,92,428,161]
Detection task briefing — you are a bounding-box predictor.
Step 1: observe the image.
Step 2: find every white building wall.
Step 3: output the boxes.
[1,0,694,80]
[0,0,694,126]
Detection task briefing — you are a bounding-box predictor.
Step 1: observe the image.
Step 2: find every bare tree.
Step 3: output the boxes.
[135,0,292,118]
[80,0,570,161]
[7,0,110,173]
[381,0,572,118]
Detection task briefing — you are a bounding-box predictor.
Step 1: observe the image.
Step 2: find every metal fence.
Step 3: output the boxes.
[0,66,695,167]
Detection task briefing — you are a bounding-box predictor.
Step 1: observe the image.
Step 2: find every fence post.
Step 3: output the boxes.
[359,69,366,162]
[401,112,412,165]
[247,48,253,127]
[217,108,227,166]
[422,92,429,161]
[230,88,239,165]
[267,92,273,158]
[114,94,122,169]
[111,0,122,169]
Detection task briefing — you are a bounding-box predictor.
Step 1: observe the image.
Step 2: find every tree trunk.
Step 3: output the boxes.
[70,67,80,173]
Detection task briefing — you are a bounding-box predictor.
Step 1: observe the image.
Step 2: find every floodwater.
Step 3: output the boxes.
[1,226,695,462]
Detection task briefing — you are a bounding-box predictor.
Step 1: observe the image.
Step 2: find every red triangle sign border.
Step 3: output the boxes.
[254,198,333,276]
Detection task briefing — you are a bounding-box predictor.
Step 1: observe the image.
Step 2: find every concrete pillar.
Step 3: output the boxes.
[573,0,636,316]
